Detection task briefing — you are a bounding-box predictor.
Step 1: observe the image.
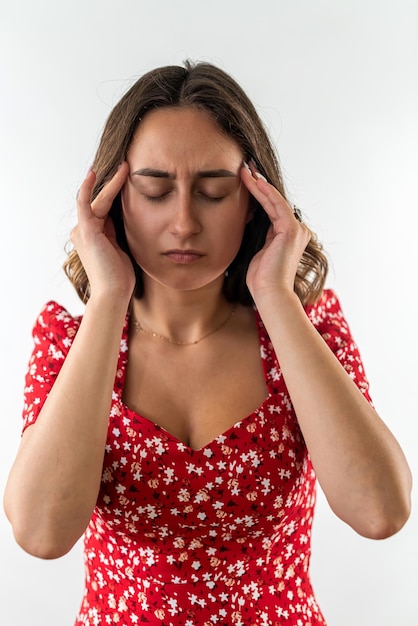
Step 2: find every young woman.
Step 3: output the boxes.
[4,61,412,625]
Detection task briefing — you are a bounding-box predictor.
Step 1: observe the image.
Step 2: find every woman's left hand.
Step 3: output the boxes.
[241,161,311,302]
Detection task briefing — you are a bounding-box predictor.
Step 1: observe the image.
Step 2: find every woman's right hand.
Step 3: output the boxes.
[4,162,135,558]
[70,162,136,300]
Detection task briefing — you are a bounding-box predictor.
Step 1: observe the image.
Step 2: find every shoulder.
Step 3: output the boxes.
[22,303,83,431]
[304,288,354,349]
[31,301,83,349]
[304,288,344,323]
[304,288,351,332]
[305,289,372,400]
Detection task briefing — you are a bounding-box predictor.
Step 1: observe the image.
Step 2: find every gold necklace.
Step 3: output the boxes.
[132,307,236,346]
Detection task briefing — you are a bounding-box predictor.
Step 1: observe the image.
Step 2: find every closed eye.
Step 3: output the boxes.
[197,193,226,204]
[143,192,171,202]
[143,192,226,204]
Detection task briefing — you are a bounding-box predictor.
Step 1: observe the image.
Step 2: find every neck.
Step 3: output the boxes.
[131,278,234,345]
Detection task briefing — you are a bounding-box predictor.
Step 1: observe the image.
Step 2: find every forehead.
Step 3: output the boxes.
[127,107,243,166]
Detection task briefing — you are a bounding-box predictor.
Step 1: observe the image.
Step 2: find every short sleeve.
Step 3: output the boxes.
[22,301,81,432]
[305,289,372,403]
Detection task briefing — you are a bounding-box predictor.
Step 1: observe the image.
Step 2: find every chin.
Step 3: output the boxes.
[143,270,225,293]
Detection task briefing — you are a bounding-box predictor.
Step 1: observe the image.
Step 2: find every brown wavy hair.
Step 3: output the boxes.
[64,60,328,305]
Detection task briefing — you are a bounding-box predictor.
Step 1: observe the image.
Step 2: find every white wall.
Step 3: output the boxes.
[0,1,417,624]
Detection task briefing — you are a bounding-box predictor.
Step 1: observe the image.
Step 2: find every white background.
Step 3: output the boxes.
[0,1,417,624]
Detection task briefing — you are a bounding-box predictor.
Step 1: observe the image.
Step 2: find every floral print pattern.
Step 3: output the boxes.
[22,290,372,625]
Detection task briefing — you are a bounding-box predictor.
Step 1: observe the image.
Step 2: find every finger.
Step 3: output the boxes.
[91,161,130,219]
[76,169,97,220]
[241,162,293,223]
[77,169,96,205]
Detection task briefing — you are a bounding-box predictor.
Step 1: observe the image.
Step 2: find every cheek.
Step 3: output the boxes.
[123,214,151,261]
[121,184,139,223]
[227,187,252,230]
[121,190,147,258]
[230,190,252,233]
[217,210,249,259]
[121,186,151,235]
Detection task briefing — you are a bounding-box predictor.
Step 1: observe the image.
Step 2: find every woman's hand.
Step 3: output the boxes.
[70,162,135,300]
[241,161,311,303]
[3,163,137,558]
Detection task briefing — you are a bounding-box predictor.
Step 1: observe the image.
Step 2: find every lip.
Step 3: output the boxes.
[163,249,206,264]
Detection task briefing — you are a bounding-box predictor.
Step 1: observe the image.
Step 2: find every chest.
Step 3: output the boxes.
[100,382,312,542]
[101,323,313,537]
[122,329,269,450]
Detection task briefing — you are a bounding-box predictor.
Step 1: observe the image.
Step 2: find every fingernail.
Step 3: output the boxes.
[242,160,251,173]
[254,171,267,182]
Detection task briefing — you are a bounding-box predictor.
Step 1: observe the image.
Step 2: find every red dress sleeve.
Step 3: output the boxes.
[22,301,81,432]
[305,289,373,403]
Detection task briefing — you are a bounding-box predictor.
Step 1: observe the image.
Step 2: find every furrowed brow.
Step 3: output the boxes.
[132,168,175,179]
[132,168,237,179]
[196,169,237,179]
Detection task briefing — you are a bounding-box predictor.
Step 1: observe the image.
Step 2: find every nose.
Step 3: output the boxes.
[168,192,202,239]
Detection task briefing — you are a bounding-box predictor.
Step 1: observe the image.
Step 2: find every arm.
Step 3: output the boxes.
[3,164,134,558]
[241,163,412,539]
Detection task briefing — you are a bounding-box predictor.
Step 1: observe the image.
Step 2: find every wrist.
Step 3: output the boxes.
[88,282,134,306]
[85,291,131,319]
[253,288,302,314]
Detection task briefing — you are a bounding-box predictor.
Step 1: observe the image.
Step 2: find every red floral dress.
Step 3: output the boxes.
[22,289,372,625]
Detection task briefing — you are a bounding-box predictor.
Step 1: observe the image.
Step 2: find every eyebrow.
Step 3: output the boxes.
[132,168,237,179]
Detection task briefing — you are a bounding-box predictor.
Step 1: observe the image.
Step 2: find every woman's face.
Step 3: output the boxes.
[121,107,251,293]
